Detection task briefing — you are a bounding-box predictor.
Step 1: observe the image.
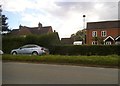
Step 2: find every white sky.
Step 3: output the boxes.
[1,0,119,38]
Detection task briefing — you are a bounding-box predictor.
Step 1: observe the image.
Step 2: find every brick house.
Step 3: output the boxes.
[86,20,120,45]
[10,22,53,37]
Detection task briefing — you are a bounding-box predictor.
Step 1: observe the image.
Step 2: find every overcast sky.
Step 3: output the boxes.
[1,0,119,38]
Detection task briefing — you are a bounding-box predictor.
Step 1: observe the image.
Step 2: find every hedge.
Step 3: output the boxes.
[50,45,120,56]
[2,33,120,55]
[2,32,60,54]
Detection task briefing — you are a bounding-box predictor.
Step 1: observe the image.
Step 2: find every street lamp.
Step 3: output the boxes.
[83,15,86,44]
[83,15,86,29]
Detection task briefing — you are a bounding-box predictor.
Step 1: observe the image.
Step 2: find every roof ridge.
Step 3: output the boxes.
[87,20,120,23]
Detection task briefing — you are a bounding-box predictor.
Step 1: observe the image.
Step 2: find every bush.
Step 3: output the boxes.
[50,45,120,56]
[2,33,120,56]
[2,32,60,54]
[2,37,25,53]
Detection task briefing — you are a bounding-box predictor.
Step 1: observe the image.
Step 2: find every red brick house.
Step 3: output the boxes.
[86,20,120,45]
[10,22,53,37]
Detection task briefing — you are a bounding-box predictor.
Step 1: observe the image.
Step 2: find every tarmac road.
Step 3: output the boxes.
[2,62,118,84]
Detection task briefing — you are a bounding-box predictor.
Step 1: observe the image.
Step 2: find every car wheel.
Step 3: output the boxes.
[32,51,38,55]
[12,51,17,55]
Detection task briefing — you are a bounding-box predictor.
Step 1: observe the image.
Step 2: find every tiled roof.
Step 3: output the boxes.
[87,20,120,29]
[10,29,19,35]
[10,25,53,35]
[61,38,74,44]
[28,26,53,35]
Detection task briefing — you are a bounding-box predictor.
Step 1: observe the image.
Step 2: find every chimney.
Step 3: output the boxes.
[19,24,22,29]
[38,22,42,28]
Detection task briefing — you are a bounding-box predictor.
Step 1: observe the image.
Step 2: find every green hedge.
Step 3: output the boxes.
[2,32,60,54]
[50,45,120,56]
[2,33,120,55]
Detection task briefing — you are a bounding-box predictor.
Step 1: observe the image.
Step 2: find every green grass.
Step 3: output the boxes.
[2,54,119,68]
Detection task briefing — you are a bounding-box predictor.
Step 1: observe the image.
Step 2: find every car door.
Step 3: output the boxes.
[23,45,34,54]
[18,46,28,54]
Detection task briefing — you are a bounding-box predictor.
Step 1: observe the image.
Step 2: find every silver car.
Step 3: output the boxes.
[11,44,49,55]
[0,50,3,55]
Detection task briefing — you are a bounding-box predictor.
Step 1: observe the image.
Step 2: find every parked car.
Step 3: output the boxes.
[0,50,3,55]
[11,44,49,55]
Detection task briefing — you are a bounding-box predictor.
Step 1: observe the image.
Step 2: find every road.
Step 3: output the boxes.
[2,62,118,84]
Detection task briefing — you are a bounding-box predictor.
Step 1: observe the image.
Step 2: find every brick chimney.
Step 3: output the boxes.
[19,24,22,29]
[38,22,42,28]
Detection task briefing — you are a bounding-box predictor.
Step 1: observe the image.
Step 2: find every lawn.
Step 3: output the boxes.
[2,54,119,68]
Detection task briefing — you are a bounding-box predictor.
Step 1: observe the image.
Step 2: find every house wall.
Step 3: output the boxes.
[86,28,120,45]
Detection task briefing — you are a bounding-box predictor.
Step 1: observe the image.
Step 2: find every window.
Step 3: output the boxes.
[101,31,107,37]
[92,31,97,37]
[105,41,111,45]
[92,41,98,45]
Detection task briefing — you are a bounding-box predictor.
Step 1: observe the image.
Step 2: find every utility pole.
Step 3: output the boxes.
[0,5,2,51]
[0,5,2,32]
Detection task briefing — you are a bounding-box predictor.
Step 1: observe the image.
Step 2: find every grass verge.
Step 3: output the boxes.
[2,54,119,68]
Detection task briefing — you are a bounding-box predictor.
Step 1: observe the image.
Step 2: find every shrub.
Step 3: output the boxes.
[2,32,60,54]
[50,45,120,56]
[2,33,120,56]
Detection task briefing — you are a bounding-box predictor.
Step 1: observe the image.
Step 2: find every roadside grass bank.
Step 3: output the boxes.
[2,54,119,68]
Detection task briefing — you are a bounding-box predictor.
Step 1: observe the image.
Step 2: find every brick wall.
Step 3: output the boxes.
[86,28,120,45]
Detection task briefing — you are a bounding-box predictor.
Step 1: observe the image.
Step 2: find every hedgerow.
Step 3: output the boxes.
[2,33,120,55]
[50,45,120,56]
[2,32,60,53]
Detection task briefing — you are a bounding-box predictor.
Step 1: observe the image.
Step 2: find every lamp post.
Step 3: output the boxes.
[83,15,86,44]
[83,15,86,29]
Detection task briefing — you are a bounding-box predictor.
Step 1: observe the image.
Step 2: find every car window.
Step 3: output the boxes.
[21,45,38,48]
[21,45,28,48]
[27,46,37,48]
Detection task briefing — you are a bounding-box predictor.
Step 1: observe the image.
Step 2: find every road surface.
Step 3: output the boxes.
[2,62,118,84]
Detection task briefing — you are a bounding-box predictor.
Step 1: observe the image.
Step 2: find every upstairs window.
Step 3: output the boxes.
[92,31,97,37]
[101,31,107,37]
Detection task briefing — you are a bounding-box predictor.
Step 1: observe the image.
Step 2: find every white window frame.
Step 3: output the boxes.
[92,31,97,37]
[101,31,107,37]
[92,41,98,45]
[105,41,111,45]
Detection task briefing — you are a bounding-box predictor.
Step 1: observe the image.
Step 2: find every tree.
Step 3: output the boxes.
[2,15,10,32]
[71,29,86,42]
[92,37,104,45]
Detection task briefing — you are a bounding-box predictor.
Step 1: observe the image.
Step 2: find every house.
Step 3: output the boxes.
[61,38,74,45]
[10,22,53,37]
[86,20,120,45]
